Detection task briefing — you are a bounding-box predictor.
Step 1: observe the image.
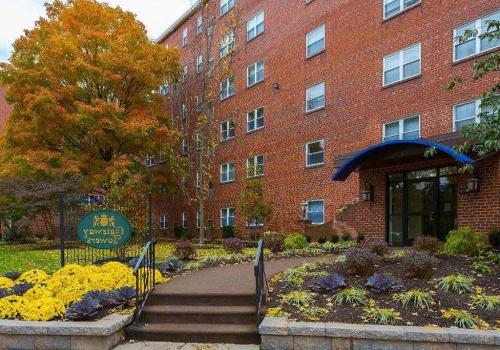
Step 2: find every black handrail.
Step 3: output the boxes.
[133,240,156,322]
[254,239,269,325]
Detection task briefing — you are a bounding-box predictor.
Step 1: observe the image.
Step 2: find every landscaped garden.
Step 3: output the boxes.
[267,227,500,330]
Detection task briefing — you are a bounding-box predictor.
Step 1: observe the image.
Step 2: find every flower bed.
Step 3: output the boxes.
[0,262,166,322]
[267,249,499,329]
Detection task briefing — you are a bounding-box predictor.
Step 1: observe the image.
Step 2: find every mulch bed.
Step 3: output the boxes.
[268,250,500,329]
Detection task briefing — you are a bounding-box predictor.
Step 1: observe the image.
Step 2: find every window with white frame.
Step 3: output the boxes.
[221,120,235,141]
[383,115,420,141]
[220,31,235,58]
[453,99,481,132]
[306,24,325,58]
[220,76,235,100]
[182,212,188,228]
[247,107,264,132]
[182,28,188,46]
[454,10,500,61]
[383,43,421,86]
[182,65,188,83]
[246,155,264,178]
[306,140,325,167]
[220,0,235,16]
[247,11,264,41]
[160,82,169,95]
[247,218,264,228]
[196,134,202,151]
[195,96,203,112]
[220,208,235,227]
[247,60,265,87]
[160,214,168,229]
[182,103,188,120]
[196,55,203,73]
[196,172,201,188]
[220,162,235,183]
[146,154,155,167]
[383,0,420,20]
[307,200,324,225]
[182,138,188,155]
[306,82,325,112]
[196,15,203,35]
[196,211,201,228]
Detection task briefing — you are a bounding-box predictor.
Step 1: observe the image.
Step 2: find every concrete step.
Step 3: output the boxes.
[147,292,255,306]
[126,322,260,344]
[141,304,257,324]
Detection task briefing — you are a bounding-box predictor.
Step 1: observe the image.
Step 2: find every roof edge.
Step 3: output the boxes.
[156,1,202,44]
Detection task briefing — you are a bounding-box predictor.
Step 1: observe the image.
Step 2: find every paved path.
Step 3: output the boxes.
[156,255,333,295]
[115,341,259,350]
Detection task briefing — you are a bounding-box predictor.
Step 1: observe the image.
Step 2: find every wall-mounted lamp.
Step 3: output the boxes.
[300,201,308,221]
[272,82,280,91]
[466,176,479,193]
[362,182,374,202]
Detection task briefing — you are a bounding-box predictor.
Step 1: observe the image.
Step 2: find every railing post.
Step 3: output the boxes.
[147,193,153,241]
[59,192,65,267]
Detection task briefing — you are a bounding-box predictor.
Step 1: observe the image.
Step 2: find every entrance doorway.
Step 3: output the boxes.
[387,166,457,246]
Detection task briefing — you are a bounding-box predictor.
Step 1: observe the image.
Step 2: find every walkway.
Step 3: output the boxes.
[116,341,259,350]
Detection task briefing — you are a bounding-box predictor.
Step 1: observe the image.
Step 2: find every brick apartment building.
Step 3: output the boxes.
[154,0,499,245]
[0,86,11,133]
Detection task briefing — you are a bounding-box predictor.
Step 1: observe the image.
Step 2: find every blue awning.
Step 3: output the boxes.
[332,139,474,181]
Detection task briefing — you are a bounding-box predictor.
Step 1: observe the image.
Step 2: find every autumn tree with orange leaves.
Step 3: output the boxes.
[0,0,182,194]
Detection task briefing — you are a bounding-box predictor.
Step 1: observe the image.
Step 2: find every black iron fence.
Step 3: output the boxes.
[133,240,156,322]
[254,239,268,325]
[59,192,153,267]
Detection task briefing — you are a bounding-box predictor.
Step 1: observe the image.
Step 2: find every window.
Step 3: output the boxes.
[196,134,202,151]
[196,55,203,73]
[195,96,203,112]
[196,171,201,188]
[196,15,203,35]
[221,120,235,141]
[383,115,420,141]
[220,31,235,58]
[383,43,421,86]
[220,0,234,16]
[383,0,420,20]
[208,181,215,198]
[181,103,188,120]
[182,28,188,46]
[182,212,188,228]
[246,155,264,178]
[160,214,168,230]
[247,107,264,132]
[182,138,188,155]
[306,82,325,112]
[220,76,235,100]
[454,11,500,61]
[453,99,481,132]
[220,162,235,183]
[160,83,169,96]
[306,140,325,167]
[247,60,265,87]
[247,11,264,41]
[182,65,188,83]
[247,218,264,228]
[196,211,201,228]
[306,24,325,58]
[146,154,155,167]
[159,150,166,162]
[220,208,235,227]
[307,200,324,225]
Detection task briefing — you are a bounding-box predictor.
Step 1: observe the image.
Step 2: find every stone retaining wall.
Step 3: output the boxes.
[0,314,132,350]
[259,317,500,350]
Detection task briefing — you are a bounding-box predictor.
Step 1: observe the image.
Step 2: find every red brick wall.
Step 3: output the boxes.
[0,86,11,135]
[157,0,499,239]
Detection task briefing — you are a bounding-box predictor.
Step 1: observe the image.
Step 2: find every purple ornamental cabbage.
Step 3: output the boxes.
[365,273,404,293]
[66,297,102,321]
[308,273,347,293]
[111,286,136,307]
[12,282,32,296]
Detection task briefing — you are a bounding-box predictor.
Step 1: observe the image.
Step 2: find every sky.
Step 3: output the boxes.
[0,0,193,62]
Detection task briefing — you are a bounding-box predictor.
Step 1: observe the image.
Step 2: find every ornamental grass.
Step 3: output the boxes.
[0,262,166,321]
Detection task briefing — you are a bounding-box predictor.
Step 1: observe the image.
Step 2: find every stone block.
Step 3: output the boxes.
[294,336,330,350]
[405,326,449,343]
[261,335,294,350]
[259,317,289,335]
[33,335,71,350]
[352,338,372,350]
[413,342,457,350]
[0,334,34,350]
[363,325,406,341]
[371,339,412,350]
[289,322,326,336]
[325,322,366,338]
[457,344,497,350]
[447,328,495,345]
[331,338,352,350]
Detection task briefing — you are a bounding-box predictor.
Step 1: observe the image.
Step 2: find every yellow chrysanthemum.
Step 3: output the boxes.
[0,277,14,289]
[17,269,49,285]
[23,284,53,302]
[18,297,66,321]
[0,295,25,319]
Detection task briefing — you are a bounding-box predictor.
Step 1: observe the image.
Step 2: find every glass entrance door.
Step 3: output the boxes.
[387,167,457,246]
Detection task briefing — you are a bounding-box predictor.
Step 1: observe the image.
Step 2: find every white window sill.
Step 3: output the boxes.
[383,74,421,89]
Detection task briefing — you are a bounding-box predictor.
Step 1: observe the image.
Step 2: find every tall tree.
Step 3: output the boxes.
[165,1,241,243]
[238,177,272,231]
[0,0,182,192]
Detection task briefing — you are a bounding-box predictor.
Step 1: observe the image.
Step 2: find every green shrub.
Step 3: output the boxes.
[443,227,485,256]
[333,287,368,306]
[437,274,475,294]
[174,241,196,260]
[222,238,243,254]
[341,231,352,241]
[403,252,439,279]
[394,289,434,309]
[280,291,314,307]
[318,235,327,244]
[441,309,488,329]
[414,235,442,254]
[356,232,365,243]
[362,300,401,325]
[284,234,308,250]
[304,234,312,243]
[221,225,236,239]
[472,260,493,274]
[261,231,284,252]
[488,228,500,247]
[364,240,389,256]
[345,248,380,276]
[330,233,339,243]
[470,288,500,311]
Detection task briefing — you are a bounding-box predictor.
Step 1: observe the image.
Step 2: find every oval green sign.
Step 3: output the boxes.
[77,210,132,249]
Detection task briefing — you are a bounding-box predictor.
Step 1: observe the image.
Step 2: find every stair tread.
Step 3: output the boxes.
[128,322,258,334]
[143,304,256,314]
